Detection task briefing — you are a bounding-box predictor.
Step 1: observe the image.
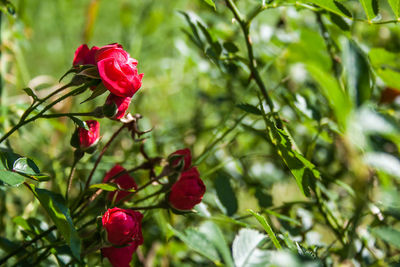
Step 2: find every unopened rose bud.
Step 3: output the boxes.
[101,242,138,267]
[78,120,100,150]
[169,148,192,171]
[103,165,137,203]
[102,207,143,246]
[168,167,206,211]
[104,94,132,119]
[73,44,99,66]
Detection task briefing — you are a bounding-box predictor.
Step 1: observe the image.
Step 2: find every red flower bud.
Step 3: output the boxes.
[78,120,100,150]
[96,43,143,98]
[168,167,206,211]
[105,94,132,119]
[101,242,138,267]
[170,148,192,171]
[72,44,99,66]
[102,207,144,246]
[103,165,137,203]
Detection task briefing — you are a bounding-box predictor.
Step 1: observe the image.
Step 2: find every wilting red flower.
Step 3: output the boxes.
[168,167,206,211]
[101,242,138,267]
[103,165,137,203]
[96,43,143,98]
[170,148,192,171]
[72,44,99,66]
[379,87,400,104]
[102,207,143,246]
[78,120,100,150]
[104,94,132,119]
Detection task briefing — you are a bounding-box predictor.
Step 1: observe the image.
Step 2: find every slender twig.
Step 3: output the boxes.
[66,151,84,202]
[0,84,86,144]
[225,0,282,127]
[41,111,98,119]
[0,225,56,265]
[83,124,127,192]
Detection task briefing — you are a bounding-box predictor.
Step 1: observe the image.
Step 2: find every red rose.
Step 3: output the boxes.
[103,165,137,203]
[168,167,206,211]
[96,43,143,98]
[105,94,132,120]
[101,242,138,267]
[102,208,144,246]
[170,148,192,171]
[379,87,400,104]
[72,44,99,66]
[78,120,100,150]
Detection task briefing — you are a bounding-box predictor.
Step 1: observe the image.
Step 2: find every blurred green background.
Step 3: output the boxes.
[2,0,400,266]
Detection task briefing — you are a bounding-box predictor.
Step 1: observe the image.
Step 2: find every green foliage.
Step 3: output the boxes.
[28,185,81,260]
[2,0,400,266]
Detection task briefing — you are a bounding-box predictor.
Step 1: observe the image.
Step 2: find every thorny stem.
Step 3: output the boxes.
[225,0,283,128]
[83,124,127,193]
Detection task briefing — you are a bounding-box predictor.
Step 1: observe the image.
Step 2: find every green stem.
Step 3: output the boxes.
[71,124,127,213]
[66,151,84,202]
[225,0,282,127]
[0,225,56,265]
[0,84,86,144]
[41,111,97,119]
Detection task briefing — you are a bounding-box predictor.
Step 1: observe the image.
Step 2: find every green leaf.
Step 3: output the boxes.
[90,183,135,192]
[248,210,282,250]
[0,152,24,186]
[237,103,262,115]
[80,83,107,104]
[388,0,400,18]
[168,224,221,264]
[342,39,372,106]
[223,42,239,53]
[307,64,352,129]
[199,221,234,267]
[90,183,119,191]
[0,170,25,186]
[370,227,400,249]
[202,0,216,10]
[13,157,41,175]
[76,66,100,79]
[23,88,39,101]
[369,48,400,89]
[360,0,379,21]
[179,11,204,49]
[329,12,350,31]
[264,120,320,196]
[28,184,81,260]
[214,174,238,216]
[305,0,352,17]
[232,228,267,267]
[69,117,88,130]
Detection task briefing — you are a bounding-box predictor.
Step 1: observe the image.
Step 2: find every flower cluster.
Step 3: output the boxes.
[67,44,206,267]
[73,43,143,120]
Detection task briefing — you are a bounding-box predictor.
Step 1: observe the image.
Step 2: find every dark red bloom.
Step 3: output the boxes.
[168,167,206,211]
[103,165,137,203]
[102,208,143,246]
[105,94,132,119]
[379,87,400,104]
[96,43,143,97]
[78,120,100,150]
[170,148,192,171]
[72,44,99,66]
[101,242,138,267]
